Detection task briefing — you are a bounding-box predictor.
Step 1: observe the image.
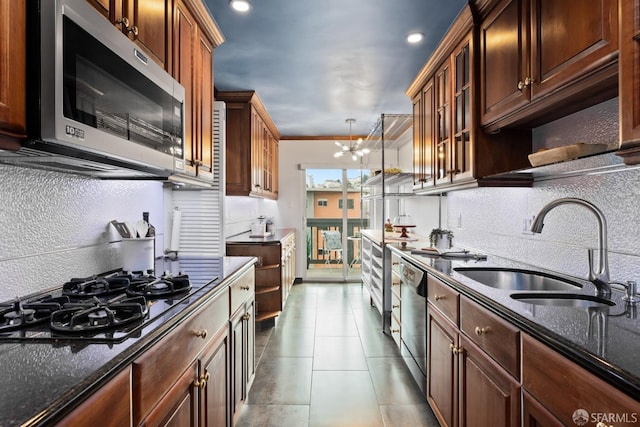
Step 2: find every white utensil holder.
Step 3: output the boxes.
[121,237,155,272]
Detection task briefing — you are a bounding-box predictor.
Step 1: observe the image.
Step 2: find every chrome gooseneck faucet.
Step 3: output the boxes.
[530,198,611,298]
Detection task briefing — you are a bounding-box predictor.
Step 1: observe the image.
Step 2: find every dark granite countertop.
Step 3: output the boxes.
[386,243,640,401]
[225,228,295,245]
[0,256,255,427]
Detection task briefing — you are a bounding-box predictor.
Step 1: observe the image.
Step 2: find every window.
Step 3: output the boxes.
[317,199,328,207]
[339,199,355,209]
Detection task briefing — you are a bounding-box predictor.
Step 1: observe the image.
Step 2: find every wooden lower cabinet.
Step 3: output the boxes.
[522,390,564,427]
[130,267,256,427]
[57,366,132,427]
[427,276,520,427]
[427,306,459,427]
[230,298,255,425]
[459,335,520,427]
[226,229,295,322]
[522,334,640,427]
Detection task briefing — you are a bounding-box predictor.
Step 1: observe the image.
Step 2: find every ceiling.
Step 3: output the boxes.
[205,0,468,138]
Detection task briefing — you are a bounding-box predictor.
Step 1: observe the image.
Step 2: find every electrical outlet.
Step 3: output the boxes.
[522,215,535,234]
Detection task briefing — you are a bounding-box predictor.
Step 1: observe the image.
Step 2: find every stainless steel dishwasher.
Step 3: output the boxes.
[398,256,428,394]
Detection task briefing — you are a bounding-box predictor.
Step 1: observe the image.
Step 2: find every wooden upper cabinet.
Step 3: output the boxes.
[124,0,167,67]
[0,0,27,150]
[86,0,167,68]
[480,0,619,131]
[479,0,530,126]
[217,90,280,199]
[172,0,223,181]
[616,0,640,164]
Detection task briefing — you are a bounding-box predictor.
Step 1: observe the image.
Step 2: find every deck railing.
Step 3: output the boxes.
[306,218,368,266]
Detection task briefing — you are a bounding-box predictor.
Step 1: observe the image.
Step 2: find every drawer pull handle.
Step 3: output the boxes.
[434,295,445,301]
[475,326,489,336]
[392,281,400,286]
[194,329,208,339]
[391,329,400,334]
[240,285,251,291]
[392,304,400,309]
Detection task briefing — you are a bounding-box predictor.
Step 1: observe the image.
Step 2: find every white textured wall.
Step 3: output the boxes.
[0,164,165,300]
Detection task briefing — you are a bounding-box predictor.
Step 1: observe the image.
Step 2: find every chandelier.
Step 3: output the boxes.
[334,118,370,161]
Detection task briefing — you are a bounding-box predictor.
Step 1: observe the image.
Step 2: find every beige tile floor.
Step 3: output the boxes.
[237,282,440,427]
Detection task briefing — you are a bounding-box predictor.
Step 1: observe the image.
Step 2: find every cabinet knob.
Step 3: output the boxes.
[128,25,139,37]
[116,17,130,28]
[517,76,534,91]
[194,372,210,389]
[194,329,208,339]
[243,312,251,321]
[449,343,463,355]
[475,326,489,336]
[434,295,445,301]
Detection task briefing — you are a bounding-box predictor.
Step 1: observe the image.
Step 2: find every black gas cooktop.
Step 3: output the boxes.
[0,268,219,344]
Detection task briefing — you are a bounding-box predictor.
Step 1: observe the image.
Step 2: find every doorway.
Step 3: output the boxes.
[304,168,369,281]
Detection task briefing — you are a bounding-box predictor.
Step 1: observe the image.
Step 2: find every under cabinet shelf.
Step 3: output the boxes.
[255,286,280,295]
[256,264,280,271]
[363,172,415,187]
[255,310,281,322]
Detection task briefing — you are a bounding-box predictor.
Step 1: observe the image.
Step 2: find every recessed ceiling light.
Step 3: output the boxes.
[230,0,252,13]
[406,32,424,44]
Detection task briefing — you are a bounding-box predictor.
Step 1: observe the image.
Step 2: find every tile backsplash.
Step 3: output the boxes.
[0,164,164,300]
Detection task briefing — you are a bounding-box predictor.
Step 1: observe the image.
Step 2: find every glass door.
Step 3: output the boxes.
[304,168,368,281]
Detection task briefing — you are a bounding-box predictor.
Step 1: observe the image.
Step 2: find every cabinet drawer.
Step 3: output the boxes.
[231,268,255,315]
[522,334,640,426]
[460,296,520,379]
[133,287,230,424]
[391,290,401,322]
[427,275,459,325]
[390,315,401,348]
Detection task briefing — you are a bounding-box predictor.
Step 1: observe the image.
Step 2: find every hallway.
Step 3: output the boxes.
[236,282,439,427]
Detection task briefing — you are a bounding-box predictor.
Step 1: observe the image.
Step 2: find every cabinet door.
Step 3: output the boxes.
[200,327,230,427]
[530,0,618,99]
[230,306,246,421]
[522,391,564,427]
[435,61,452,186]
[451,34,473,183]
[0,0,26,150]
[195,30,214,181]
[480,0,530,126]
[413,80,435,190]
[458,335,520,427]
[173,1,197,176]
[123,0,166,67]
[142,362,198,427]
[427,306,458,427]
[250,110,264,196]
[618,0,640,158]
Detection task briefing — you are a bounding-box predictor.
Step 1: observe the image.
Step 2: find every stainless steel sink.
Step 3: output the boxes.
[453,267,583,291]
[510,293,615,308]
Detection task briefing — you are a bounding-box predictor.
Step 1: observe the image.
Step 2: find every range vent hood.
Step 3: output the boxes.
[0,143,167,179]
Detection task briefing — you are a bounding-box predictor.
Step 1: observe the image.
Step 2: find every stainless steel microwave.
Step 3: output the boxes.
[18,0,185,177]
